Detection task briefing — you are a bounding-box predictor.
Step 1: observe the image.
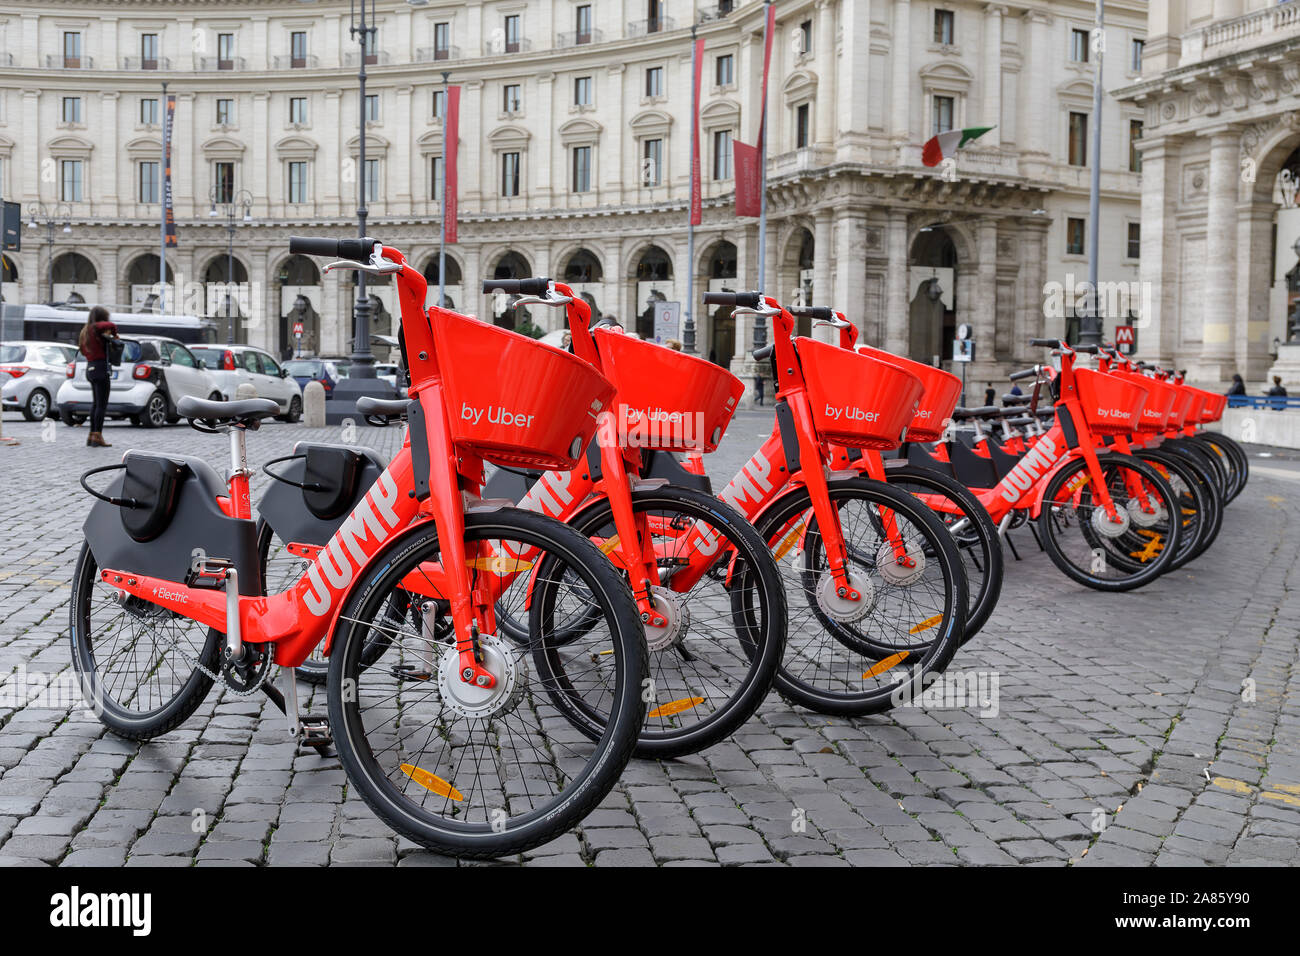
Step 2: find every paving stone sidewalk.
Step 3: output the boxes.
[0,411,1296,867]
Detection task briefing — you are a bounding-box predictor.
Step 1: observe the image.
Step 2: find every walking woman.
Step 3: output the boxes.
[78,306,118,448]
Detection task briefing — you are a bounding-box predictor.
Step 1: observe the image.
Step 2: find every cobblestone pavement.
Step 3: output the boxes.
[0,409,1297,867]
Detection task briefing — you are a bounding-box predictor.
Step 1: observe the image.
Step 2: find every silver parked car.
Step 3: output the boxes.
[191,345,303,422]
[56,336,222,428]
[1,341,79,421]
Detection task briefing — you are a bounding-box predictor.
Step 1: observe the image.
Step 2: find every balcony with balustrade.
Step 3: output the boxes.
[1180,2,1300,66]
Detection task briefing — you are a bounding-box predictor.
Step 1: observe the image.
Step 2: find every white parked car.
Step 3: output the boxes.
[56,336,224,428]
[191,345,303,423]
[1,340,79,420]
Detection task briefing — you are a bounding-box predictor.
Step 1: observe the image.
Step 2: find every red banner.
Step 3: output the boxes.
[733,140,762,218]
[163,95,177,248]
[444,85,461,245]
[690,36,705,227]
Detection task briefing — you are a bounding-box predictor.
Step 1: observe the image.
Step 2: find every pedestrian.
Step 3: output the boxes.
[78,305,118,448]
[1267,375,1288,397]
[1009,383,1023,397]
[753,372,765,406]
[664,338,683,351]
[983,384,996,406]
[1227,373,1246,396]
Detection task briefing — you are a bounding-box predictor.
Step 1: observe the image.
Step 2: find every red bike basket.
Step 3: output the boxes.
[1115,370,1176,433]
[592,329,744,452]
[797,337,924,449]
[1072,367,1148,437]
[1188,387,1226,423]
[430,308,615,470]
[855,345,962,442]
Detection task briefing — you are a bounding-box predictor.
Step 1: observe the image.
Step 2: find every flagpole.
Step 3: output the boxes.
[439,70,449,308]
[159,79,168,313]
[754,0,772,350]
[685,25,699,353]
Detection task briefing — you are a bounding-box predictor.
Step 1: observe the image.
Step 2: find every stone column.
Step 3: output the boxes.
[890,0,911,144]
[464,80,484,205]
[883,211,910,356]
[814,0,836,151]
[837,0,871,162]
[982,5,1004,145]
[603,65,625,193]
[1199,127,1239,382]
[1020,10,1051,177]
[970,218,999,382]
[1238,202,1274,383]
[813,210,832,323]
[534,72,555,207]
[394,85,413,206]
[98,93,119,219]
[323,91,343,212]
[1136,137,1179,367]
[1015,218,1049,363]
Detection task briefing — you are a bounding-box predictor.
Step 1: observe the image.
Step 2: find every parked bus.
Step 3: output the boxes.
[0,303,218,348]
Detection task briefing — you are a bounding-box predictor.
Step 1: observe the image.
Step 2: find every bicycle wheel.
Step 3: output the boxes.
[1038,452,1181,591]
[754,477,967,717]
[1132,449,1218,569]
[328,509,648,859]
[883,464,1003,643]
[1190,432,1248,503]
[561,486,786,758]
[69,541,219,739]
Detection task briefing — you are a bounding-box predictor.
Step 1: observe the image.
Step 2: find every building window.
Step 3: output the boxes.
[1129,119,1143,172]
[63,31,82,68]
[140,97,159,125]
[713,129,733,180]
[648,0,665,33]
[214,162,235,203]
[576,5,592,44]
[798,20,812,55]
[795,103,811,148]
[291,31,308,67]
[502,151,521,196]
[643,138,663,186]
[141,33,159,69]
[217,32,235,69]
[934,9,955,45]
[61,96,82,124]
[363,29,378,64]
[1066,217,1085,255]
[504,14,521,53]
[365,94,380,123]
[574,75,593,107]
[430,155,442,200]
[572,146,592,193]
[1131,38,1144,72]
[364,158,380,202]
[288,161,308,203]
[60,160,83,201]
[216,98,234,126]
[138,161,160,203]
[1068,111,1088,166]
[1126,222,1140,260]
[434,22,450,59]
[932,95,954,136]
[432,89,445,119]
[1071,28,1089,63]
[645,66,663,98]
[503,84,521,114]
[289,96,308,125]
[715,54,733,87]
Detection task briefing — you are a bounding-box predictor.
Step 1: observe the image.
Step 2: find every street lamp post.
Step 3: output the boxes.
[1079,0,1106,348]
[208,186,253,345]
[349,0,377,380]
[25,202,73,304]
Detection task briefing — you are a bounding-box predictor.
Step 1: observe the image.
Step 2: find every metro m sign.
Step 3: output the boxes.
[1115,324,1136,355]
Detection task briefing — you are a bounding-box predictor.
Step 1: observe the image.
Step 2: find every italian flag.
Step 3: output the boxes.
[921,126,995,167]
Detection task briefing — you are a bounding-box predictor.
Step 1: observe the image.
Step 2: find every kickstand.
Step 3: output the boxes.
[1004,532,1022,562]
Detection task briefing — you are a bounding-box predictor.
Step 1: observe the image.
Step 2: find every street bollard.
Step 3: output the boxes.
[235,383,258,400]
[303,380,326,428]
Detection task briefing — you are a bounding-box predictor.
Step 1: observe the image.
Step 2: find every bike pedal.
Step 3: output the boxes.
[390,663,433,682]
[185,558,235,591]
[297,714,332,753]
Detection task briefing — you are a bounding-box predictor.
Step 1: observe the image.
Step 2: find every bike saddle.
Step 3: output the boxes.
[356,396,412,419]
[177,395,280,427]
[1002,394,1031,406]
[951,405,1002,421]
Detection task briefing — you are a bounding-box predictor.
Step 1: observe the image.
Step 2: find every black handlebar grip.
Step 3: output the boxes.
[288,236,378,262]
[789,306,833,321]
[703,291,762,309]
[1009,367,1039,382]
[1073,344,1100,355]
[482,277,550,295]
[752,343,775,362]
[1028,337,1061,348]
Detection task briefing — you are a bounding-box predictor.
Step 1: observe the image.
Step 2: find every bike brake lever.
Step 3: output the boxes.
[813,317,851,330]
[513,293,573,308]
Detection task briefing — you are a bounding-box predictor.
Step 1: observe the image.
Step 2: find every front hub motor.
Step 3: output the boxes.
[1127,494,1166,528]
[1091,504,1132,539]
[436,634,525,720]
[875,541,927,587]
[643,587,691,652]
[815,569,876,623]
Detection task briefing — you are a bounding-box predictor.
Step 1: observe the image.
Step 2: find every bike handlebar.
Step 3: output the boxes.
[788,306,833,321]
[482,277,551,296]
[752,343,774,362]
[1009,367,1040,382]
[1073,344,1100,355]
[704,291,762,309]
[289,235,380,262]
[1028,337,1061,348]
